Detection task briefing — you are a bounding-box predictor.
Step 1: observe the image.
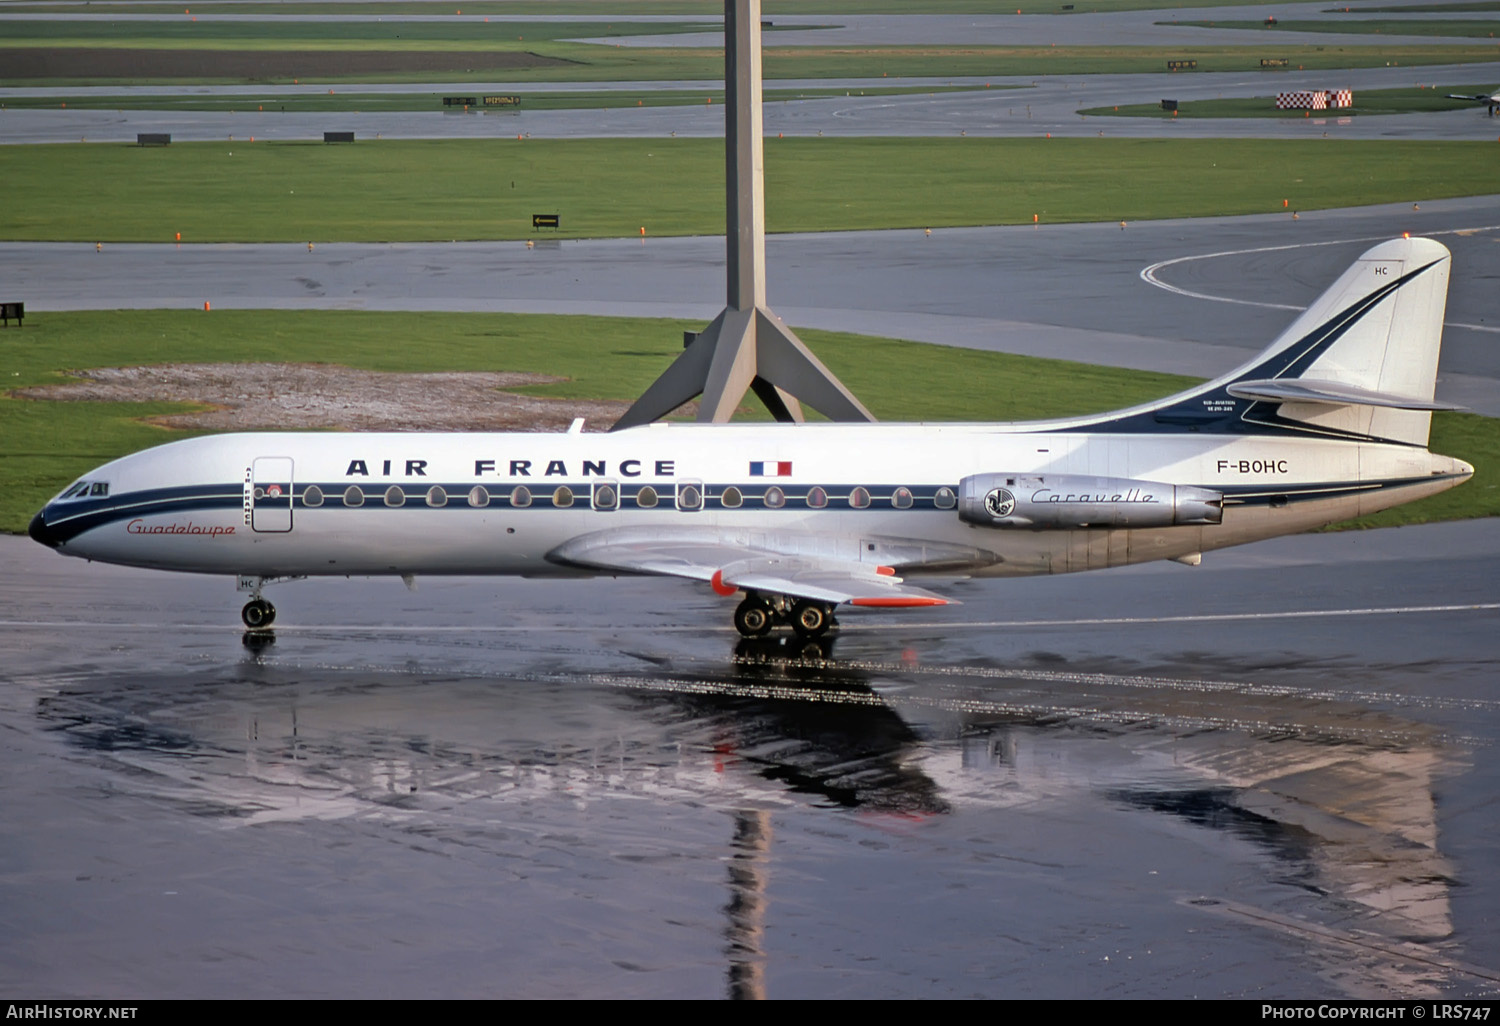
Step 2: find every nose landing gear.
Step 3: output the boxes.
[241,597,276,629]
[732,592,836,639]
[236,574,303,644]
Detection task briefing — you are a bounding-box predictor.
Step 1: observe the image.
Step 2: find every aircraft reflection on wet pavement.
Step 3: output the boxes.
[23,630,1482,996]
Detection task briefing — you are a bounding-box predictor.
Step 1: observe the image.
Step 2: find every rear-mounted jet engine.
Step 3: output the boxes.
[958,474,1223,529]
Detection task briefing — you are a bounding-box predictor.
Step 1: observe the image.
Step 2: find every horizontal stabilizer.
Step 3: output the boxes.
[1226,378,1463,411]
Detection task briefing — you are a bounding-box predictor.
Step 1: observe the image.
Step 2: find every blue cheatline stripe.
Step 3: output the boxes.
[41,484,244,543]
[39,474,1464,544]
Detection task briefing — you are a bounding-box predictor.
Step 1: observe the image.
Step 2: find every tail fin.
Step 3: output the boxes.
[1128,237,1455,446]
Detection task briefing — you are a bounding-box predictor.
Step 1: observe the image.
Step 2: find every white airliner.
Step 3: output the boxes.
[1445,88,1500,115]
[28,237,1471,639]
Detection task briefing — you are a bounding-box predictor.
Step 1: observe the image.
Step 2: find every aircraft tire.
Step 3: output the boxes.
[733,598,773,638]
[241,599,276,629]
[790,600,831,639]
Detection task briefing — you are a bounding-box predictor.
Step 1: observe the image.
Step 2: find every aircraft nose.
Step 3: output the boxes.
[28,509,60,549]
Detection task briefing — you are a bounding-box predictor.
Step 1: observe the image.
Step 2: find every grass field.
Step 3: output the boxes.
[4,138,1495,243]
[0,84,990,115]
[3,309,1493,535]
[0,19,728,48]
[1079,82,1497,117]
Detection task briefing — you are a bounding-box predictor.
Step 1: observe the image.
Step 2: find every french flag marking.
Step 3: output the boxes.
[748,461,792,477]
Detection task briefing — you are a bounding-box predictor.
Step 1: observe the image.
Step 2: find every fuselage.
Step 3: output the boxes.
[30,419,1472,582]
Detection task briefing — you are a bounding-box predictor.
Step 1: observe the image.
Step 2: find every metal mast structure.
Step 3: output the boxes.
[611,0,874,430]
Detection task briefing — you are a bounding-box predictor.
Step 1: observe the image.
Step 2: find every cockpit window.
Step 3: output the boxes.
[89,482,109,497]
[59,482,89,500]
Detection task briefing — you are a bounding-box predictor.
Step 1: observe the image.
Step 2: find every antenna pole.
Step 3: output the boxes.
[612,0,874,430]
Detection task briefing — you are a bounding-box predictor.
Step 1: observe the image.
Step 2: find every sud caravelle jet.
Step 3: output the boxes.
[1445,88,1500,115]
[28,237,1472,640]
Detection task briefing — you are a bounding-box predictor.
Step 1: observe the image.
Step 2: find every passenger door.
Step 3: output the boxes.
[251,457,294,533]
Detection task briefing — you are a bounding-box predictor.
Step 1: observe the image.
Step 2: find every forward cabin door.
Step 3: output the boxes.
[251,457,294,533]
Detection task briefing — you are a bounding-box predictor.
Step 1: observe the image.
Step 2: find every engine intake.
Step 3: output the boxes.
[958,473,1223,529]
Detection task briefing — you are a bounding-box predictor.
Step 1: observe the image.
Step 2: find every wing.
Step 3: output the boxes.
[547,528,956,608]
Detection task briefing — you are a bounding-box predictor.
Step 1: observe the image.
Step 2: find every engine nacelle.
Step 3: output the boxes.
[958,473,1223,529]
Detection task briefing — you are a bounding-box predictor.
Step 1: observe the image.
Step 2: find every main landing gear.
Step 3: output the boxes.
[733,593,837,639]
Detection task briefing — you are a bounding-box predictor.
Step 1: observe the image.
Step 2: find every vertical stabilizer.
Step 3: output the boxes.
[1256,237,1451,445]
[1119,237,1455,446]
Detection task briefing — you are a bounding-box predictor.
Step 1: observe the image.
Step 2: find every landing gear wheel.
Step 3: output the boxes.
[790,600,833,639]
[241,598,276,629]
[733,597,773,638]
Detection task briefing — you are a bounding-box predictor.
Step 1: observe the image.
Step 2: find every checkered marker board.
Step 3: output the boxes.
[1276,90,1353,110]
[1277,90,1327,110]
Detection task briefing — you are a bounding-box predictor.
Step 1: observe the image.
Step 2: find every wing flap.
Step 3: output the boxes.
[725,565,953,607]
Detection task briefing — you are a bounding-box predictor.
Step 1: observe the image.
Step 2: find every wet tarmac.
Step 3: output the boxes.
[3,519,1499,999]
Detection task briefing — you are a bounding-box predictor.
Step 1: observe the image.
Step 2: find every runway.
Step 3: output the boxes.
[3,518,1499,998]
[8,62,1500,143]
[4,1,1499,144]
[7,195,1498,412]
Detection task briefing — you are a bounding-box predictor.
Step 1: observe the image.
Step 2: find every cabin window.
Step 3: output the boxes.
[552,486,574,508]
[849,486,871,509]
[763,485,785,509]
[805,486,828,509]
[468,485,490,508]
[510,485,532,508]
[720,486,743,509]
[426,485,447,508]
[592,482,618,511]
[343,485,365,507]
[302,485,324,508]
[635,485,658,509]
[892,486,913,509]
[677,482,703,512]
[934,486,957,509]
[384,485,405,508]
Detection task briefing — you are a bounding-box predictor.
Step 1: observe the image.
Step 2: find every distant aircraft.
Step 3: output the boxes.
[1445,88,1500,115]
[28,237,1470,640]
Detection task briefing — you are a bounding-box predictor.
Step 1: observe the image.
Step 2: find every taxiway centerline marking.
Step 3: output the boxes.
[1140,225,1500,334]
